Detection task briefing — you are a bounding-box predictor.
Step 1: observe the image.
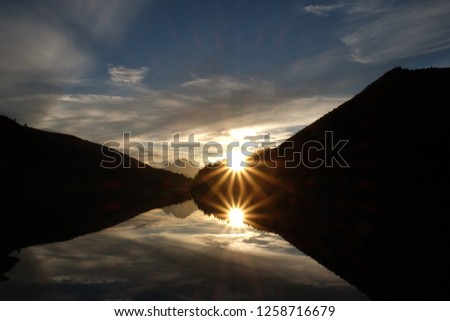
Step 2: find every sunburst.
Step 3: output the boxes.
[195,155,285,232]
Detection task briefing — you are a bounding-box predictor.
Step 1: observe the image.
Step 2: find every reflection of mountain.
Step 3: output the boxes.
[163,200,199,219]
[163,159,200,178]
[0,116,191,280]
[192,67,450,300]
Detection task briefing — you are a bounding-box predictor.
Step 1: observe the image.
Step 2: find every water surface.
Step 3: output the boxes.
[0,201,367,300]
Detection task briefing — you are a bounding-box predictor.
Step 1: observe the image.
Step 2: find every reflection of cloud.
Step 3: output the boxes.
[163,200,199,219]
[0,210,367,300]
[108,65,149,85]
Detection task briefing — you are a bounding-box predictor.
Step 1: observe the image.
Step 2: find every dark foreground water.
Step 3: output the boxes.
[0,200,367,300]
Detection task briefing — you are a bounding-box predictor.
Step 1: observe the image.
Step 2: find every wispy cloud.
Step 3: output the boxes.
[303,4,343,16]
[0,17,91,82]
[301,1,450,64]
[0,1,350,156]
[182,77,251,92]
[302,0,387,16]
[27,74,347,160]
[181,76,275,100]
[108,65,149,85]
[66,0,146,42]
[340,1,450,63]
[60,94,134,104]
[5,0,446,159]
[0,15,93,123]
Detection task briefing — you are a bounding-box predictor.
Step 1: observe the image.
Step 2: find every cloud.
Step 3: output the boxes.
[108,65,149,85]
[181,77,252,91]
[301,1,450,64]
[0,10,93,124]
[0,17,91,82]
[144,78,343,145]
[303,4,343,16]
[181,76,275,101]
[60,94,134,104]
[340,1,450,63]
[0,3,349,155]
[302,0,387,16]
[344,0,389,14]
[0,95,60,126]
[0,70,347,166]
[66,0,146,42]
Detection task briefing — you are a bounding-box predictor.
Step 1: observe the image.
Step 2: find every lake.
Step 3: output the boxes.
[0,200,367,300]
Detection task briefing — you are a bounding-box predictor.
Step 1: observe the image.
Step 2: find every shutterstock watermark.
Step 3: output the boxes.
[100,131,349,169]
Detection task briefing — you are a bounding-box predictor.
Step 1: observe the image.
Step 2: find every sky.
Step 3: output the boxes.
[1,0,450,163]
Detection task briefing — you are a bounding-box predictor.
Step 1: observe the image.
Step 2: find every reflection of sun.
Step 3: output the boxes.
[228,208,244,227]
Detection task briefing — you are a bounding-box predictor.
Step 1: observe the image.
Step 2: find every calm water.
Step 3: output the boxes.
[0,200,367,300]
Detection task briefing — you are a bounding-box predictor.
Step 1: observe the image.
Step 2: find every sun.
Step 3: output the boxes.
[229,149,246,172]
[228,208,245,227]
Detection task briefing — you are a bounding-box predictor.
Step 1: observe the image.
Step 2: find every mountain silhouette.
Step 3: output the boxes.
[192,67,450,300]
[163,158,200,178]
[0,116,192,280]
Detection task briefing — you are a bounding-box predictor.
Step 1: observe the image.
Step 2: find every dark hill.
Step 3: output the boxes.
[0,116,191,279]
[163,159,200,178]
[192,67,450,300]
